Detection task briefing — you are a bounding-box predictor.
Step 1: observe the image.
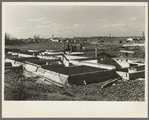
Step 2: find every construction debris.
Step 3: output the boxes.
[101,78,121,88]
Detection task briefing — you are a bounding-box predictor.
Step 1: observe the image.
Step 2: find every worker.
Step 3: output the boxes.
[70,45,74,52]
[74,45,77,52]
[80,44,82,51]
[62,44,65,51]
[66,44,70,51]
[63,45,66,54]
[126,52,128,57]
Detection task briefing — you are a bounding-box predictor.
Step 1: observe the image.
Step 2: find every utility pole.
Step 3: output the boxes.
[95,47,98,58]
[109,34,111,42]
[143,31,145,40]
[62,40,64,50]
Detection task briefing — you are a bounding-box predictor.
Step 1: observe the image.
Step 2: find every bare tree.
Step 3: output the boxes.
[33,35,40,40]
[5,33,10,41]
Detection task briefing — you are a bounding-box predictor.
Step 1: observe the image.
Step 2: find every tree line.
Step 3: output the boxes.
[5,33,41,45]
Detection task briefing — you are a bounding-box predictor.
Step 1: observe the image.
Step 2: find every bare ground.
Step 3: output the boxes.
[4,69,145,101]
[4,41,145,101]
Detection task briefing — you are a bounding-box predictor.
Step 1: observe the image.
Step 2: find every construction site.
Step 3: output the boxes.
[4,38,145,101]
[3,3,147,101]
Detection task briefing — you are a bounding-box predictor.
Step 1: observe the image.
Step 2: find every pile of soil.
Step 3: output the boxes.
[4,69,145,101]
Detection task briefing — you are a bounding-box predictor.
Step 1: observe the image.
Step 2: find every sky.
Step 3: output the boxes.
[3,3,146,39]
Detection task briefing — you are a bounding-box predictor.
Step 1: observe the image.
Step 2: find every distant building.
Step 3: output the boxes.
[50,38,59,42]
[126,38,133,42]
[89,38,99,44]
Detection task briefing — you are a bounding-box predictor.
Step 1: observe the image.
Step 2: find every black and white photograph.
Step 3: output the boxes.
[2,2,148,118]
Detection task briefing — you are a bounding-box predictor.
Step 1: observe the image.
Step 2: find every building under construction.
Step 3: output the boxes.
[5,47,145,87]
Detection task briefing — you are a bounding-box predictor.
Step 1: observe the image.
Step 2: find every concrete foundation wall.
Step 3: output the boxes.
[116,66,145,80]
[23,63,69,85]
[36,68,68,84]
[79,59,98,63]
[8,52,19,55]
[69,59,97,66]
[128,65,145,73]
[113,59,130,68]
[37,55,56,59]
[65,55,87,60]
[26,60,47,65]
[130,63,138,67]
[41,64,65,69]
[99,63,116,69]
[19,53,33,57]
[5,58,24,67]
[44,51,62,55]
[117,65,145,72]
[11,52,19,55]
[68,70,116,84]
[23,62,116,85]
[5,62,12,67]
[117,68,128,72]
[134,62,145,66]
[26,59,61,65]
[129,70,145,79]
[24,64,38,72]
[70,60,116,70]
[45,65,105,75]
[116,71,128,80]
[5,54,18,59]
[23,70,37,78]
[11,57,39,62]
[133,65,145,71]
[72,58,98,63]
